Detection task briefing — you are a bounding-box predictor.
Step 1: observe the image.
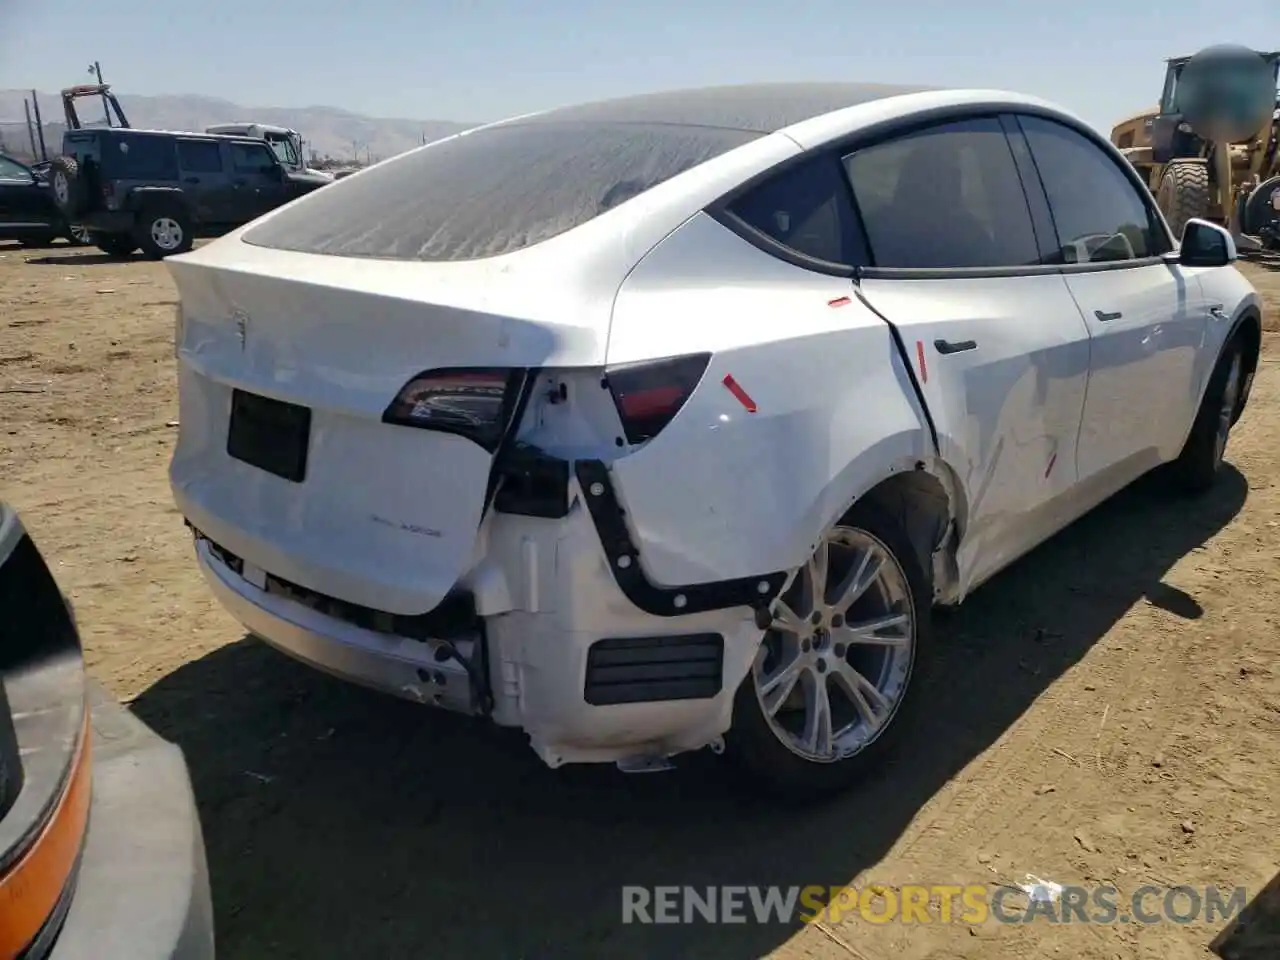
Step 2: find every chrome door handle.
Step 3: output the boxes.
[934,338,977,355]
[1209,304,1227,319]
[1094,310,1122,322]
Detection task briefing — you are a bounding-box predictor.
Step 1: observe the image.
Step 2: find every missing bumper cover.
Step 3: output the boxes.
[574,459,786,617]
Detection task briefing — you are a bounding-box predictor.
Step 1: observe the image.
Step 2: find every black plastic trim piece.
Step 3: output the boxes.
[492,442,571,518]
[573,460,787,616]
[584,633,724,705]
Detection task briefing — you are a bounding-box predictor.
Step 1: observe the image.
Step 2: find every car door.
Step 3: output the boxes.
[0,156,53,234]
[845,117,1094,594]
[1014,114,1211,488]
[227,142,289,224]
[175,139,231,226]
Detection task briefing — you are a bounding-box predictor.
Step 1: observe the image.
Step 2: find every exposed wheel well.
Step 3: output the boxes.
[854,466,959,598]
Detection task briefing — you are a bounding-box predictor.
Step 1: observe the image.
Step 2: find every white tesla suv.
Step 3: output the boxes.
[168,83,1261,797]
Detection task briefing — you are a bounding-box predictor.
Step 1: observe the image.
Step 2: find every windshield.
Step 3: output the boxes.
[265,133,300,168]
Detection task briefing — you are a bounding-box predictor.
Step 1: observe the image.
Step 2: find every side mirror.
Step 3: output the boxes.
[1179,218,1236,267]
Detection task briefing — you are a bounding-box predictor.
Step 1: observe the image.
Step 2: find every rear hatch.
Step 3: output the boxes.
[167,245,611,616]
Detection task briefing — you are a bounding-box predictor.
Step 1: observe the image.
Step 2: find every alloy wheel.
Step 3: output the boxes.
[753,526,916,763]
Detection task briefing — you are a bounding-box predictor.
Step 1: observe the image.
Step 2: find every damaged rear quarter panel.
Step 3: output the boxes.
[605,211,933,586]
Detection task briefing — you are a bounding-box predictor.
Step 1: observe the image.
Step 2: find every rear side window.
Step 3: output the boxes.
[177,140,223,174]
[243,121,760,261]
[726,153,865,266]
[843,117,1040,269]
[1016,115,1171,263]
[231,143,277,174]
[107,134,178,180]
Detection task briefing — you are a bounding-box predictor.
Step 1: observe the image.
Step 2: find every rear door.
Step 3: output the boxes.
[1014,114,1211,485]
[175,138,230,225]
[845,116,1094,593]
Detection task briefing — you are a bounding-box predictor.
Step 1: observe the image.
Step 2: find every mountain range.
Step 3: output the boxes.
[0,89,476,164]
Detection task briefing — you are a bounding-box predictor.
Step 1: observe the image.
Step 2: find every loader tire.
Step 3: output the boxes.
[1156,160,1211,239]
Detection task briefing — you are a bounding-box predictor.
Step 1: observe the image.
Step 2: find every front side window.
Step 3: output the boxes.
[1017,115,1170,264]
[843,117,1041,269]
[0,157,32,182]
[231,143,278,174]
[726,153,864,266]
[266,134,300,168]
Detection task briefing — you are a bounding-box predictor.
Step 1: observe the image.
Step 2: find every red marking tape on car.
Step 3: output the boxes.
[827,296,852,308]
[722,374,758,413]
[916,341,928,384]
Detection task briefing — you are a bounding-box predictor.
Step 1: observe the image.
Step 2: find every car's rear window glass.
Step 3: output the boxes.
[242,120,761,261]
[103,133,179,180]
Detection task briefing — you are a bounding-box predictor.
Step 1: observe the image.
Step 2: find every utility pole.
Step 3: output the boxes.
[23,99,38,159]
[29,90,48,159]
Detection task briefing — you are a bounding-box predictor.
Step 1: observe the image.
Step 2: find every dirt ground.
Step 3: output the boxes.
[2,242,1280,960]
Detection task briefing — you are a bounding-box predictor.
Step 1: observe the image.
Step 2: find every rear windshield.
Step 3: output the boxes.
[241,120,761,262]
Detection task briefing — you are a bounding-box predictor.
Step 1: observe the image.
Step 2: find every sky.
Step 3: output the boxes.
[0,0,1276,133]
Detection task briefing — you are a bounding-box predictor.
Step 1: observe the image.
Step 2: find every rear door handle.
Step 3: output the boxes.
[1094,310,1123,322]
[934,338,977,355]
[183,176,200,184]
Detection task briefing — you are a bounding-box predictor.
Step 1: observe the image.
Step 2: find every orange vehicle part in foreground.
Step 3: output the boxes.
[0,713,91,959]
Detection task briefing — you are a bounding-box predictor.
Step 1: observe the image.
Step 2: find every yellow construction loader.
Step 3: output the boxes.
[1111,44,1280,251]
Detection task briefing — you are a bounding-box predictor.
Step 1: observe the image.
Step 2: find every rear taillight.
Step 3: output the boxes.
[382,368,526,452]
[605,353,710,445]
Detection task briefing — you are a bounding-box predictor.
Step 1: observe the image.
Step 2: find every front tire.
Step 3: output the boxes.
[1172,338,1243,494]
[727,501,931,800]
[134,205,193,259]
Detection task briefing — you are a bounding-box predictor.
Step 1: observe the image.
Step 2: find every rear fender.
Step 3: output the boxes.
[603,212,939,603]
[126,186,188,214]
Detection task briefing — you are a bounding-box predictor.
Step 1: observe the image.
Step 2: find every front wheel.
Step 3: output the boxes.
[1172,339,1243,493]
[726,501,931,800]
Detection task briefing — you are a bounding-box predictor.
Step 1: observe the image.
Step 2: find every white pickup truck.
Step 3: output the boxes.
[204,122,334,181]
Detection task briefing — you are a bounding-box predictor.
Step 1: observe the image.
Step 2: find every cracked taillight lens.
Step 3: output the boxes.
[382,368,526,452]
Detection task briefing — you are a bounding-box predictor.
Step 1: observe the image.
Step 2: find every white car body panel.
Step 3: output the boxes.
[166,83,1263,771]
[856,274,1093,596]
[607,211,932,584]
[1065,263,1210,483]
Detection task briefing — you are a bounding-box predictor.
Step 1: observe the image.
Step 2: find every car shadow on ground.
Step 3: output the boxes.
[18,252,137,266]
[132,467,1248,960]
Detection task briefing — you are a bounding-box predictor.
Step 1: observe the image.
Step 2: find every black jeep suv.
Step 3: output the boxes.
[48,127,331,259]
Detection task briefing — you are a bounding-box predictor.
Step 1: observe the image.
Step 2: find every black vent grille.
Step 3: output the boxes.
[584,634,724,706]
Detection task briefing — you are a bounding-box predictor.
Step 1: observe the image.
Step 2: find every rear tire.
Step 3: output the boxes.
[134,205,192,259]
[1172,338,1243,494]
[726,501,931,802]
[1156,160,1211,238]
[91,232,137,258]
[64,224,91,246]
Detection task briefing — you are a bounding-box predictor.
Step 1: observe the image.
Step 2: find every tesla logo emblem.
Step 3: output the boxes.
[232,308,249,350]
